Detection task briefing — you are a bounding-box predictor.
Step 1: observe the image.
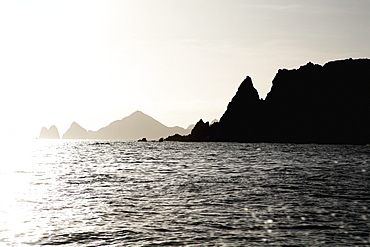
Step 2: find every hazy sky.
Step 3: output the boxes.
[1,0,369,139]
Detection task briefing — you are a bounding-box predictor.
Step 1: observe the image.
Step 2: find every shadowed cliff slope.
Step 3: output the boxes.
[166,58,370,144]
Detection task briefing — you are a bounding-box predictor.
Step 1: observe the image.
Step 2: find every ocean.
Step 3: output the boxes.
[0,140,369,246]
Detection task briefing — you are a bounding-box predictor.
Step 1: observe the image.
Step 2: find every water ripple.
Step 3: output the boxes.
[0,141,369,246]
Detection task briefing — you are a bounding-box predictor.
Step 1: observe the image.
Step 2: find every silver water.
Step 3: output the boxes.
[0,141,369,246]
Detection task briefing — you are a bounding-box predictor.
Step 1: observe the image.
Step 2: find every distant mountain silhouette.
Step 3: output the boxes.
[39,125,60,139]
[62,122,90,139]
[166,58,370,144]
[62,111,191,140]
[186,124,195,132]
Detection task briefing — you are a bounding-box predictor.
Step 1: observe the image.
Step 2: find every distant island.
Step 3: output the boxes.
[166,58,370,144]
[39,125,60,139]
[39,111,193,140]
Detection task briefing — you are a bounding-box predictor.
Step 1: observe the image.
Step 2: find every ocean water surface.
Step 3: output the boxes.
[0,140,369,246]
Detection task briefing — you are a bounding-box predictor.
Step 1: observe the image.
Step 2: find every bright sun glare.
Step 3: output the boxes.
[0,140,62,242]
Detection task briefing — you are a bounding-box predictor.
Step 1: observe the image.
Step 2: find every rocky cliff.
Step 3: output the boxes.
[166,58,370,144]
[263,58,370,144]
[39,125,60,139]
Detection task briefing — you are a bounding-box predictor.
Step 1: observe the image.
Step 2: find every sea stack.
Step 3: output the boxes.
[39,125,60,139]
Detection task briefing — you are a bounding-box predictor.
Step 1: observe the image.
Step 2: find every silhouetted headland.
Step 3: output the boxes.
[61,111,191,140]
[39,125,60,139]
[166,58,370,144]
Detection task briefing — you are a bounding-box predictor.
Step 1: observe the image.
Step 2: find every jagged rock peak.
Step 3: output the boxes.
[300,61,320,68]
[191,119,209,135]
[190,119,211,141]
[219,76,261,124]
[232,76,260,102]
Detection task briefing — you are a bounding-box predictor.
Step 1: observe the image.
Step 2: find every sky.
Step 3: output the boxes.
[0,0,369,139]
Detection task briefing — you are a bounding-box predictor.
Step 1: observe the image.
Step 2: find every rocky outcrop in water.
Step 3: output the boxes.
[138,137,147,142]
[165,58,370,144]
[166,119,211,141]
[39,125,60,139]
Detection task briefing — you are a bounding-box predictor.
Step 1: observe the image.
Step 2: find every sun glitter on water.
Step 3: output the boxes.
[0,139,61,244]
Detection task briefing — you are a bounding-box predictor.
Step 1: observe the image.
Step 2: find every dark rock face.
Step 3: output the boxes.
[166,58,370,144]
[216,76,263,142]
[39,125,60,139]
[190,119,211,141]
[165,119,211,141]
[165,133,188,142]
[264,59,370,144]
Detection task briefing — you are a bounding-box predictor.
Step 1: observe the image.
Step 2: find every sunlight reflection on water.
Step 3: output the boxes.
[0,140,60,244]
[0,141,369,246]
